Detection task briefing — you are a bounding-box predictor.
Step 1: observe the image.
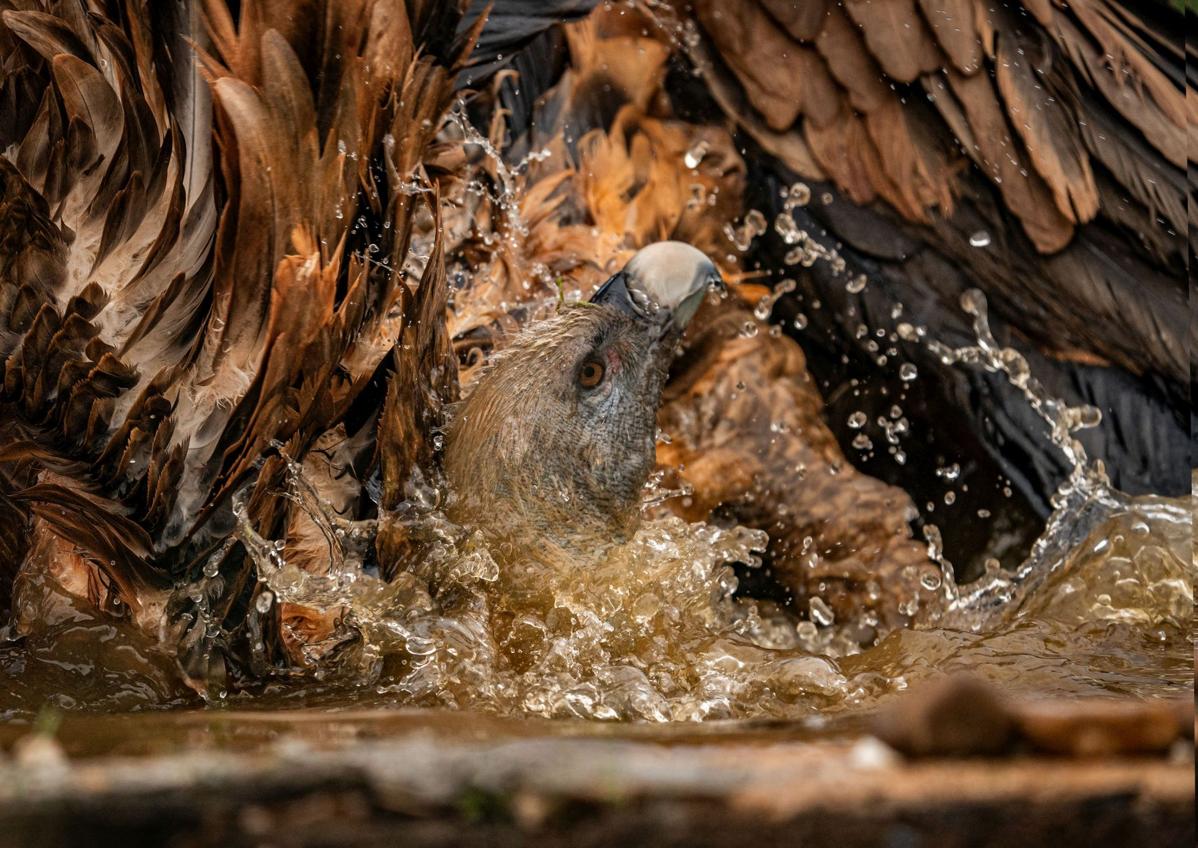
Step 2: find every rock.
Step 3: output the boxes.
[1013,698,1192,757]
[871,675,1016,757]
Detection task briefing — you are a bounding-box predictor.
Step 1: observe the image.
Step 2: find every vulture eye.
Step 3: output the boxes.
[578,359,605,389]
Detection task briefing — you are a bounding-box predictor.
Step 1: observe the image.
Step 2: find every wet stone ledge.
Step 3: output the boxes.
[0,728,1192,848]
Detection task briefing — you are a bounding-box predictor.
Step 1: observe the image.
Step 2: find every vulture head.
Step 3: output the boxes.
[444,242,721,559]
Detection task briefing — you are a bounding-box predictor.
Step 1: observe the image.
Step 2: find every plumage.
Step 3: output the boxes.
[0,0,484,686]
[0,0,1188,688]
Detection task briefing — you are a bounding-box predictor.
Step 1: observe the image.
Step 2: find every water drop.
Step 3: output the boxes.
[935,463,961,481]
[683,139,709,169]
[969,230,992,248]
[784,182,811,208]
[809,597,835,627]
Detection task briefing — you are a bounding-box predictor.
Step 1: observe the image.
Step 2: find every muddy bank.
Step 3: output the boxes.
[0,725,1191,848]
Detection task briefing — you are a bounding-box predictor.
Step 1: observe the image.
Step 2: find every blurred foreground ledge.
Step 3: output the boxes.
[0,689,1191,848]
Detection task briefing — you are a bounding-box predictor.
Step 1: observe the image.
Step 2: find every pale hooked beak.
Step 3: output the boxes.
[590,241,723,330]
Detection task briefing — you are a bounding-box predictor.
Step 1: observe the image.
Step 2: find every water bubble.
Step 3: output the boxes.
[256,590,274,614]
[846,274,867,294]
[851,434,873,451]
[899,363,918,381]
[847,411,867,429]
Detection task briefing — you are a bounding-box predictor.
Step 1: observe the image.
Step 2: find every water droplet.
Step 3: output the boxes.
[847,411,867,429]
[784,182,811,208]
[256,590,274,614]
[809,596,835,627]
[899,363,918,381]
[683,139,709,169]
[846,274,867,294]
[969,230,992,248]
[935,463,961,481]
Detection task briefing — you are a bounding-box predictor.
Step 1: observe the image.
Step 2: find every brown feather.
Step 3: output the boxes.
[994,35,1099,223]
[694,0,806,131]
[813,5,890,113]
[1046,8,1184,167]
[916,0,981,73]
[944,67,1074,252]
[864,97,958,221]
[804,111,879,207]
[758,0,828,41]
[843,0,941,83]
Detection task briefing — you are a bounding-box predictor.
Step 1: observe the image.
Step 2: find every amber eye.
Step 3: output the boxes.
[578,359,605,389]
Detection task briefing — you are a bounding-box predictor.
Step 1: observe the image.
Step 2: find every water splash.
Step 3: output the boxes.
[927,290,1108,499]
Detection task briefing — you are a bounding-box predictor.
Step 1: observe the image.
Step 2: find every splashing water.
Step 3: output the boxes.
[187,286,1186,720]
[1,290,1189,724]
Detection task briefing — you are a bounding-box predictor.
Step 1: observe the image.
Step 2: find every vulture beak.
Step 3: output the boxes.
[590,241,723,331]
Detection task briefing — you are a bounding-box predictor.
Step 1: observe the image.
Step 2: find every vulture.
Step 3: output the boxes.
[0,0,1188,697]
[451,0,1189,581]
